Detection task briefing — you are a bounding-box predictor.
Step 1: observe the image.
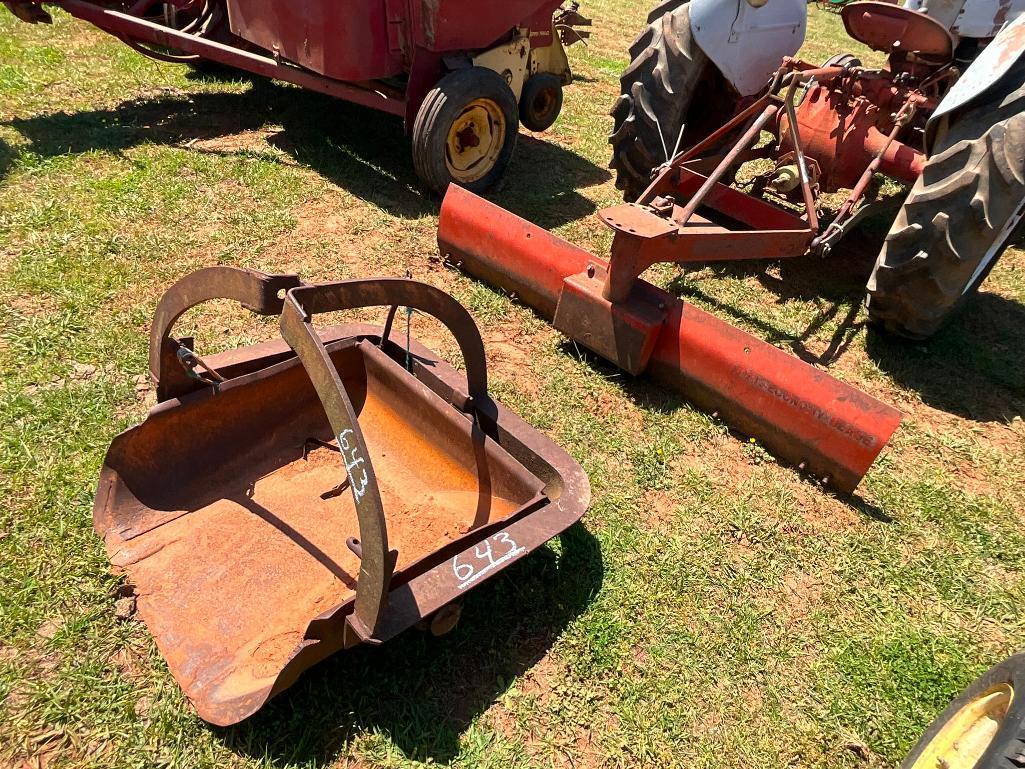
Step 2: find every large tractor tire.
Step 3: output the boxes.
[901,654,1025,769]
[609,4,726,201]
[866,64,1025,339]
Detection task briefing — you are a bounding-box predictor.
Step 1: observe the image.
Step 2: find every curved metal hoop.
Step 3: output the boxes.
[279,278,491,642]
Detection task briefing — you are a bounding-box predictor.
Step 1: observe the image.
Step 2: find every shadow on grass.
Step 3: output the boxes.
[217,522,602,765]
[866,293,1025,422]
[665,201,902,368]
[1,77,607,227]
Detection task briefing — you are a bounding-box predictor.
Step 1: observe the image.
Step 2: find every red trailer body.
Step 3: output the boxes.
[223,0,563,83]
[2,0,589,192]
[225,0,401,81]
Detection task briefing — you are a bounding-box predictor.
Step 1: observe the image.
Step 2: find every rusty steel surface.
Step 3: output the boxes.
[596,91,816,303]
[598,196,813,303]
[841,1,955,60]
[55,0,409,114]
[779,78,927,192]
[150,266,302,402]
[29,0,576,124]
[600,49,947,280]
[438,185,902,493]
[279,278,495,643]
[93,269,589,726]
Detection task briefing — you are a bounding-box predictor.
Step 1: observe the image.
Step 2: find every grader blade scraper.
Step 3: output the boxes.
[438,186,902,494]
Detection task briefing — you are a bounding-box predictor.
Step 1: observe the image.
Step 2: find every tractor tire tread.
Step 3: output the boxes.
[608,4,710,200]
[412,85,453,195]
[865,67,1025,339]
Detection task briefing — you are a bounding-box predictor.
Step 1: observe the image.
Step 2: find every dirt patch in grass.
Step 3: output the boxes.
[256,192,417,277]
[483,324,550,397]
[109,644,148,681]
[188,127,286,156]
[789,482,864,532]
[675,436,750,476]
[779,571,826,625]
[514,650,558,703]
[6,292,59,318]
[638,489,679,530]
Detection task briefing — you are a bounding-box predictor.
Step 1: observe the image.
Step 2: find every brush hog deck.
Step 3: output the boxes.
[93,267,589,726]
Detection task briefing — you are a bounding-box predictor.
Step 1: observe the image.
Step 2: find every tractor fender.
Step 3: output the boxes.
[689,0,807,96]
[904,0,1025,40]
[927,13,1025,149]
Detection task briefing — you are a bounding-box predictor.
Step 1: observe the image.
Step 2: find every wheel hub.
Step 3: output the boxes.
[532,89,555,116]
[445,99,505,184]
[455,124,481,151]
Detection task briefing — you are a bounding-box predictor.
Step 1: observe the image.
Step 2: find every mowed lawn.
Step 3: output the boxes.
[2,3,1024,768]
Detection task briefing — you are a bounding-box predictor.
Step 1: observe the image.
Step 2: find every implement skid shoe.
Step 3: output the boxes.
[93,267,589,726]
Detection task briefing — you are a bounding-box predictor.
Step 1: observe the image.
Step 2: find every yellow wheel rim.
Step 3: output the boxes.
[911,684,1014,769]
[445,98,506,184]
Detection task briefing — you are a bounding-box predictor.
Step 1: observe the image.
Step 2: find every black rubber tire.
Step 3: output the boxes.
[645,0,688,23]
[608,4,712,201]
[412,67,519,196]
[901,654,1025,769]
[823,53,862,69]
[519,73,564,132]
[865,62,1025,339]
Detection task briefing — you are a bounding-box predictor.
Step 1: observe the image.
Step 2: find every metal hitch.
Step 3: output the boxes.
[93,267,590,726]
[437,186,902,494]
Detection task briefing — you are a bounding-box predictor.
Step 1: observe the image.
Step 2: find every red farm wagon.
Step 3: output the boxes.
[4,0,590,192]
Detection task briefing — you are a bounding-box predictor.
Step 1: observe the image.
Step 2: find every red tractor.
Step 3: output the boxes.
[608,0,1025,338]
[3,0,590,194]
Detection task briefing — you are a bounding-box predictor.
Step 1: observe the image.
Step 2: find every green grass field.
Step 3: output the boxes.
[2,3,1024,767]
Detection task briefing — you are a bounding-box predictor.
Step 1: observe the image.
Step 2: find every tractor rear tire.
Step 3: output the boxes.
[609,4,717,201]
[645,0,688,23]
[865,65,1025,339]
[900,655,1025,769]
[412,67,519,196]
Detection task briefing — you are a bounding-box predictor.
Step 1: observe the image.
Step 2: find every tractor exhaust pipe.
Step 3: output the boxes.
[438,186,901,493]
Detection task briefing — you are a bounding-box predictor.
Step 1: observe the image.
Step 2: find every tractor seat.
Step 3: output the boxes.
[841,1,954,62]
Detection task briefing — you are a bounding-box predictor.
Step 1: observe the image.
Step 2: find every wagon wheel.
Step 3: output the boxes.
[519,73,564,132]
[412,67,520,196]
